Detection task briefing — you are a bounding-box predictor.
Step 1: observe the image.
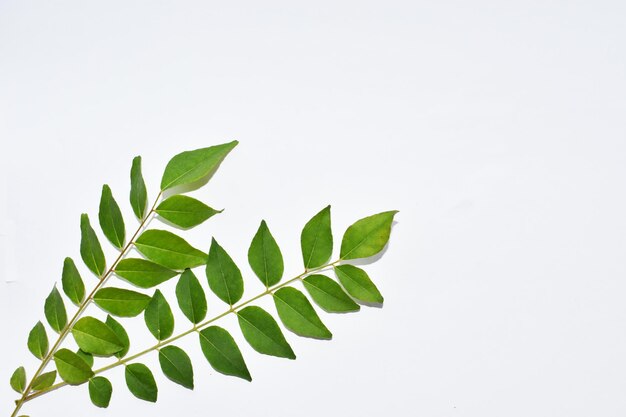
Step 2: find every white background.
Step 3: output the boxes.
[1,1,625,416]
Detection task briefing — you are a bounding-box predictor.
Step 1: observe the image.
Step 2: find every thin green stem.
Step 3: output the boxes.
[10,193,162,417]
[21,259,341,404]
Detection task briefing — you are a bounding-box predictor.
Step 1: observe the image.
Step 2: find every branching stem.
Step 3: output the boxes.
[19,259,341,405]
[10,193,163,417]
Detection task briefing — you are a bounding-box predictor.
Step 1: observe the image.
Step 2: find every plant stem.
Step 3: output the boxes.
[10,193,162,417]
[20,260,341,404]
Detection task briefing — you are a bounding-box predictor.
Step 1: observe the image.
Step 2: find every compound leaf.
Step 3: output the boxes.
[80,214,106,276]
[302,274,360,313]
[199,326,251,381]
[144,290,174,340]
[340,211,398,260]
[61,257,85,306]
[89,376,113,408]
[114,258,179,289]
[237,306,295,359]
[94,287,151,317]
[125,363,157,402]
[135,229,206,270]
[301,205,333,269]
[10,366,26,394]
[98,184,126,249]
[72,317,124,356]
[248,220,283,287]
[160,141,238,191]
[273,287,332,339]
[53,348,94,385]
[130,156,148,220]
[156,195,221,229]
[334,265,384,304]
[27,321,49,359]
[44,286,67,333]
[206,238,243,305]
[158,345,194,390]
[176,269,207,324]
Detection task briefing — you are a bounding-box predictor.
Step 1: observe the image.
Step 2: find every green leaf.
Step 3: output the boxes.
[135,229,206,270]
[125,363,157,402]
[144,290,174,340]
[89,376,112,408]
[10,366,26,394]
[61,257,85,306]
[176,269,207,324]
[334,265,384,304]
[301,205,333,269]
[98,184,126,249]
[199,326,251,381]
[27,321,49,359]
[53,348,94,385]
[31,371,56,391]
[302,274,360,313]
[130,156,148,220]
[205,238,243,305]
[80,213,106,276]
[76,350,94,367]
[72,317,124,356]
[158,345,194,390]
[340,211,398,260]
[106,315,130,358]
[160,141,238,191]
[44,286,67,333]
[237,306,295,359]
[114,258,179,288]
[156,195,222,229]
[273,287,332,339]
[247,220,284,287]
[94,287,151,317]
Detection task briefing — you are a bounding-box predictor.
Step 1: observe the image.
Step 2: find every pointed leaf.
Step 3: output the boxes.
[301,205,333,269]
[176,269,207,324]
[158,345,194,390]
[247,220,284,287]
[135,229,206,270]
[114,258,179,288]
[334,265,384,304]
[44,286,67,333]
[156,195,221,229]
[27,321,49,359]
[144,290,174,340]
[302,274,360,313]
[125,363,157,402]
[54,348,94,385]
[237,306,295,359]
[31,371,56,391]
[94,287,151,317]
[160,141,238,191]
[130,156,148,220]
[80,214,106,276]
[76,349,94,367]
[10,367,26,394]
[273,287,332,339]
[340,211,398,260]
[89,376,112,408]
[199,326,251,381]
[106,315,130,358]
[206,238,243,305]
[61,257,85,305]
[72,317,124,356]
[99,184,126,248]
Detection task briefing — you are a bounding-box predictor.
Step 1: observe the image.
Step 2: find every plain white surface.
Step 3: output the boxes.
[1,1,626,416]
